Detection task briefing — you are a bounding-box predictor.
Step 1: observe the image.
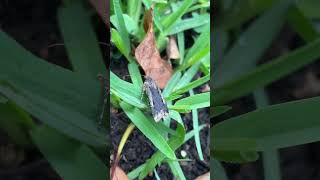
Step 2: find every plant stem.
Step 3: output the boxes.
[253,88,282,180]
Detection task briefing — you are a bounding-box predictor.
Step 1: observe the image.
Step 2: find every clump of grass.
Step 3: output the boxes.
[110,0,210,179]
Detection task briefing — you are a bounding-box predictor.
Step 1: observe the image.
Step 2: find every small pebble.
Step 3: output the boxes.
[180,150,187,158]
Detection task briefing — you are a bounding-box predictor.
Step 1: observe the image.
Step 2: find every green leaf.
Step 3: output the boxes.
[58,2,105,78]
[110,71,146,108]
[139,122,185,180]
[189,90,204,160]
[171,74,210,96]
[128,0,142,23]
[180,45,210,71]
[30,125,107,180]
[128,124,206,179]
[287,5,319,42]
[297,0,320,19]
[111,14,139,35]
[113,0,131,57]
[213,150,259,163]
[161,0,193,30]
[210,106,232,118]
[111,28,127,57]
[215,0,278,30]
[0,31,106,148]
[213,96,320,150]
[175,63,201,90]
[0,101,35,147]
[163,72,182,97]
[128,62,143,89]
[173,92,210,110]
[166,14,210,35]
[213,38,320,106]
[214,1,290,88]
[211,159,228,180]
[184,24,210,64]
[120,102,176,160]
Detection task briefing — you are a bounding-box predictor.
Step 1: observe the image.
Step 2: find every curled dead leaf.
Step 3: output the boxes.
[110,166,129,180]
[195,172,210,180]
[167,36,180,60]
[135,7,173,89]
[88,0,109,26]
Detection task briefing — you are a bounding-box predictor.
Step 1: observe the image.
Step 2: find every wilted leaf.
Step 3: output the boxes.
[135,8,173,89]
[111,166,129,180]
[167,36,180,60]
[88,0,109,25]
[195,172,210,180]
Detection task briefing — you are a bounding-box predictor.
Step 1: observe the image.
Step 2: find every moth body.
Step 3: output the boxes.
[143,76,169,122]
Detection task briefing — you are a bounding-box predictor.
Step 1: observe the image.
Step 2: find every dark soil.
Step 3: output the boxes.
[110,50,210,179]
[0,1,107,180]
[213,25,320,179]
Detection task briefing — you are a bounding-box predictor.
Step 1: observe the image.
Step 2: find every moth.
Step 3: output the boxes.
[142,76,169,122]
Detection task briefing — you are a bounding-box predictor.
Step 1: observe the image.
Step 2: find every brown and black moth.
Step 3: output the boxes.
[142,76,169,122]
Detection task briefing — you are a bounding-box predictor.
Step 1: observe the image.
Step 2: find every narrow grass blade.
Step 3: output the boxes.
[0,83,106,147]
[111,28,128,57]
[166,14,210,35]
[128,124,206,179]
[139,122,185,179]
[214,1,290,88]
[184,24,210,64]
[113,0,131,57]
[189,90,204,160]
[128,62,143,89]
[287,5,319,42]
[211,159,228,180]
[0,31,107,147]
[174,63,201,90]
[210,106,232,118]
[161,0,193,30]
[128,0,142,23]
[0,101,35,147]
[163,71,182,97]
[171,74,210,96]
[110,71,146,108]
[111,14,139,35]
[213,96,320,150]
[167,159,186,180]
[213,38,320,106]
[58,2,105,78]
[30,125,107,180]
[120,102,176,160]
[173,92,210,110]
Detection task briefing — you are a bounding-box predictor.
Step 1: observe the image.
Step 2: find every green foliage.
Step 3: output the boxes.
[110,0,210,179]
[0,1,108,180]
[213,0,320,179]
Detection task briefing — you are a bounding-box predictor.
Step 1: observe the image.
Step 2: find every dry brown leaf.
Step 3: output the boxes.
[88,0,109,26]
[110,166,129,180]
[166,36,180,60]
[195,172,210,180]
[135,8,173,89]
